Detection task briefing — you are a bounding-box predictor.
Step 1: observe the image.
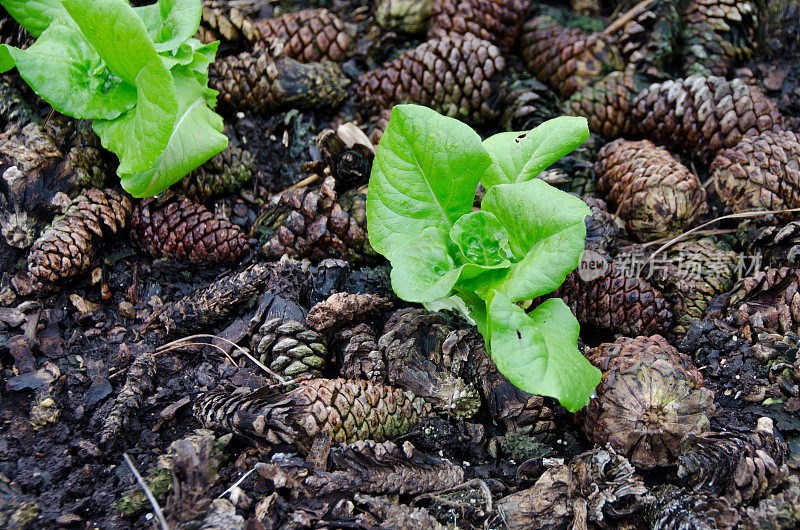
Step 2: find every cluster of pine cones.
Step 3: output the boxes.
[2,1,800,528]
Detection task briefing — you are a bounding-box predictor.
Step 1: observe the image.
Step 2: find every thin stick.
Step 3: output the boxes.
[218,466,259,499]
[123,453,170,530]
[157,334,285,383]
[603,0,659,36]
[275,174,320,197]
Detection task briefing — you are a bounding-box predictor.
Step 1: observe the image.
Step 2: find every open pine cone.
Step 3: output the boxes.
[427,0,530,54]
[254,9,358,63]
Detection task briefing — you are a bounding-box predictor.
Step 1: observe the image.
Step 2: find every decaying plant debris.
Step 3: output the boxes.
[1,0,800,528]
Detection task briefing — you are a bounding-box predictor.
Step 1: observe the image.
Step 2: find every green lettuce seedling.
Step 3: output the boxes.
[366,104,601,412]
[0,0,227,198]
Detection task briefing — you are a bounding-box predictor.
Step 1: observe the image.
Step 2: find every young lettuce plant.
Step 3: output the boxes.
[366,104,601,412]
[0,0,227,198]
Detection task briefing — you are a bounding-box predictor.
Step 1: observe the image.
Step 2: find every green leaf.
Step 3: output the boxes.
[1,15,137,119]
[482,117,589,189]
[389,226,463,303]
[450,210,511,267]
[63,0,161,86]
[488,291,601,412]
[0,0,66,37]
[134,0,202,53]
[366,104,491,260]
[93,56,177,174]
[116,64,227,198]
[481,179,590,301]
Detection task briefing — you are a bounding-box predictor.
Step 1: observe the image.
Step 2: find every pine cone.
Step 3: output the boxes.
[176,144,255,203]
[566,70,642,138]
[337,324,384,382]
[369,107,393,146]
[571,0,600,16]
[500,76,561,132]
[0,6,33,49]
[583,197,620,254]
[738,220,800,268]
[254,9,358,63]
[250,318,328,382]
[596,139,707,241]
[60,120,115,191]
[740,475,800,530]
[652,488,740,530]
[520,16,622,98]
[730,268,800,342]
[130,192,249,264]
[631,76,785,164]
[209,49,348,114]
[711,131,800,216]
[678,421,789,506]
[259,176,375,264]
[27,188,131,285]
[198,0,262,46]
[307,292,393,333]
[611,0,680,75]
[194,378,432,453]
[427,0,531,54]
[375,0,433,34]
[355,34,505,124]
[681,0,758,77]
[580,335,715,469]
[545,267,673,336]
[0,81,35,129]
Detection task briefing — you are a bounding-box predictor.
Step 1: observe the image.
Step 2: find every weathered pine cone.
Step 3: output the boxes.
[375,0,433,34]
[355,34,505,125]
[175,144,255,203]
[0,81,35,129]
[544,267,673,336]
[739,475,800,530]
[209,48,348,114]
[520,16,622,98]
[27,189,132,285]
[580,335,715,469]
[194,378,432,453]
[730,268,800,342]
[427,0,531,54]
[678,421,788,506]
[632,76,785,164]
[259,176,374,264]
[566,70,642,138]
[711,130,800,216]
[651,487,740,530]
[737,220,800,268]
[130,192,249,264]
[337,324,384,382]
[0,6,33,49]
[197,0,263,46]
[610,0,680,75]
[500,76,561,132]
[254,9,358,63]
[62,120,115,191]
[596,139,708,241]
[250,318,328,382]
[583,197,620,254]
[680,0,758,77]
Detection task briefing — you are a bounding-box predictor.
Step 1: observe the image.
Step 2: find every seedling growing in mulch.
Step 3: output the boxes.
[367,104,601,411]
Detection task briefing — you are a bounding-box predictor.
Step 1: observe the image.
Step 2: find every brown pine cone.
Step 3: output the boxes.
[250,318,328,382]
[175,144,255,203]
[337,324,384,382]
[681,0,758,77]
[0,6,33,49]
[209,48,348,114]
[194,378,432,453]
[738,220,800,268]
[520,16,622,98]
[595,139,707,241]
[711,131,800,216]
[566,70,642,138]
[740,475,800,530]
[583,197,620,254]
[375,0,433,34]
[27,189,131,285]
[63,120,115,191]
[427,0,531,54]
[197,0,263,46]
[580,335,715,469]
[730,268,800,342]
[368,108,393,146]
[646,238,738,336]
[259,176,375,264]
[678,420,788,506]
[254,9,358,63]
[500,76,561,132]
[0,81,35,129]
[652,488,740,530]
[571,0,600,16]
[632,76,785,164]
[130,192,248,264]
[307,292,393,333]
[544,267,673,336]
[355,34,505,125]
[610,0,680,75]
